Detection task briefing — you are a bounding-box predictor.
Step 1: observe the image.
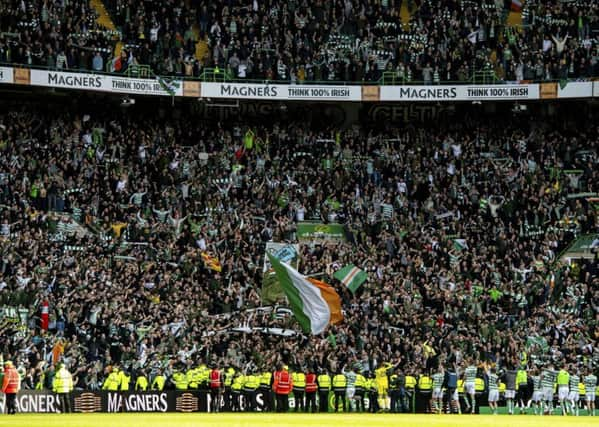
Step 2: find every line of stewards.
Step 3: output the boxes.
[273,365,293,413]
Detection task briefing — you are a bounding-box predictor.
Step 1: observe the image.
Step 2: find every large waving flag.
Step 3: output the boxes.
[268,254,342,334]
[334,264,367,293]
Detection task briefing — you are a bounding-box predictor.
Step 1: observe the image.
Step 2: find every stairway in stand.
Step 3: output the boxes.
[89,0,122,58]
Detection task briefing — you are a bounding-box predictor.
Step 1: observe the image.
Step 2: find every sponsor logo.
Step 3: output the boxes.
[287,86,351,98]
[74,392,102,413]
[220,84,279,98]
[48,72,103,88]
[175,393,199,412]
[13,393,61,413]
[398,87,458,99]
[466,86,529,98]
[107,392,169,412]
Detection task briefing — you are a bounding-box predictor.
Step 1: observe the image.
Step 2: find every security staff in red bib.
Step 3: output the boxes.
[209,367,222,413]
[305,369,318,413]
[2,361,21,415]
[273,364,293,413]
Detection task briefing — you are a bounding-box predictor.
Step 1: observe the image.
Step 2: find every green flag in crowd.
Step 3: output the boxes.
[334,264,367,293]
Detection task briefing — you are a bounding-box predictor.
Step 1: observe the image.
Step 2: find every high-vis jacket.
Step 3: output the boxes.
[173,372,188,390]
[317,374,331,390]
[52,367,74,393]
[333,374,347,390]
[119,372,131,391]
[135,376,149,391]
[102,370,121,391]
[355,374,366,390]
[293,372,306,390]
[152,375,165,391]
[225,368,235,387]
[260,371,272,388]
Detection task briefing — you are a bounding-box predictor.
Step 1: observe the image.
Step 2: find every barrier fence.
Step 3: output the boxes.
[0,389,488,414]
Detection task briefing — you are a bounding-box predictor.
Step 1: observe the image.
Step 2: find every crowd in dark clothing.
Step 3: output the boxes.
[0,99,596,391]
[0,1,598,81]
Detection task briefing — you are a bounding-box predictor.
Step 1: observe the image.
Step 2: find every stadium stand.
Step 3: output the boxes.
[0,0,597,81]
[0,97,597,411]
[0,0,597,418]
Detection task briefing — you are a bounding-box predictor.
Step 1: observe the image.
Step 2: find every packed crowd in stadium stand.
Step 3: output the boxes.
[0,0,598,81]
[0,101,597,401]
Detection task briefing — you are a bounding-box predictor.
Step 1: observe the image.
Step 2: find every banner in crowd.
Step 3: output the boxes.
[201,82,362,101]
[28,69,184,97]
[0,66,14,84]
[296,222,347,242]
[380,84,540,101]
[0,305,29,325]
[333,264,367,293]
[261,242,301,304]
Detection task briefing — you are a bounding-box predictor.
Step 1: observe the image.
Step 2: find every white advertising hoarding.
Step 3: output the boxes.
[200,82,362,101]
[0,67,14,84]
[380,84,540,101]
[29,69,183,96]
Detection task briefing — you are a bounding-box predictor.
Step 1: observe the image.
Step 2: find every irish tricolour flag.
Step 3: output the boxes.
[334,264,367,293]
[268,254,343,334]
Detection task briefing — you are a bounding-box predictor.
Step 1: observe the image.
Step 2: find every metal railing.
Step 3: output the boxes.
[1,62,596,87]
